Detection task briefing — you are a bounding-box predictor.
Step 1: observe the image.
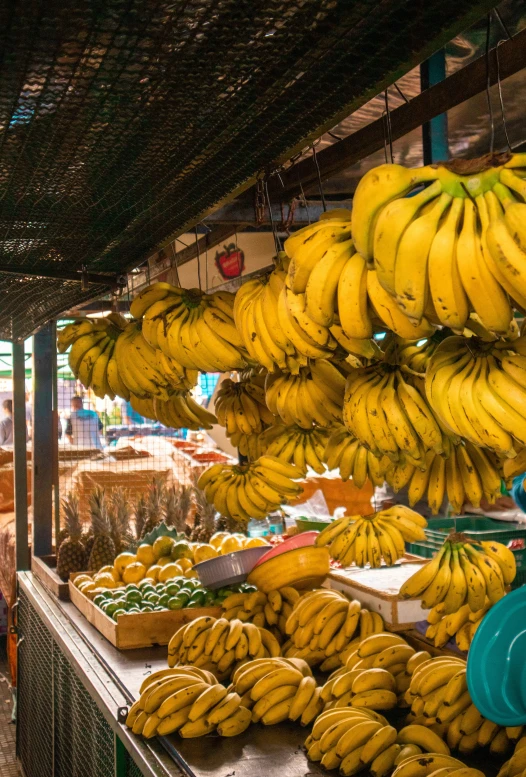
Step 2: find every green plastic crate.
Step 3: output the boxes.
[295,517,331,533]
[405,517,526,589]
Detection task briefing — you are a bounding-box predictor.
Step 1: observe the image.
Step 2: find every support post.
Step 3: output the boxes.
[421,50,449,164]
[13,342,29,571]
[32,323,55,557]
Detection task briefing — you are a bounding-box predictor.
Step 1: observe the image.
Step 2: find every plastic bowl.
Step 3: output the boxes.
[193,546,270,590]
[252,531,318,568]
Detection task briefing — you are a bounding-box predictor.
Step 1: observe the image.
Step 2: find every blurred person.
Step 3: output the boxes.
[66,396,103,449]
[25,391,32,438]
[0,400,13,446]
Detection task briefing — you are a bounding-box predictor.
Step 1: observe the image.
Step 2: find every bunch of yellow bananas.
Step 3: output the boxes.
[344,363,450,465]
[220,586,300,640]
[390,334,448,375]
[400,536,515,611]
[426,334,526,457]
[324,426,389,486]
[281,589,384,671]
[425,600,491,652]
[316,506,427,568]
[497,735,526,777]
[265,360,346,428]
[261,423,330,474]
[58,314,128,399]
[231,656,322,725]
[127,391,217,431]
[197,455,303,523]
[215,374,275,436]
[132,281,248,372]
[125,665,251,739]
[392,753,480,777]
[322,633,421,712]
[404,655,520,757]
[228,429,268,461]
[351,154,526,335]
[247,546,330,594]
[385,442,502,515]
[167,615,281,681]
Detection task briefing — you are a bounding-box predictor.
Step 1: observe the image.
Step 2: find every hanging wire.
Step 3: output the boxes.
[205,232,209,292]
[493,7,512,40]
[485,13,496,154]
[296,167,311,225]
[195,227,202,290]
[495,39,513,152]
[393,82,409,104]
[311,143,327,212]
[264,178,281,255]
[168,240,181,287]
[383,89,394,163]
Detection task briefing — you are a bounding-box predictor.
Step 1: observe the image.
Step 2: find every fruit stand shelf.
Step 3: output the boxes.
[31,555,71,600]
[69,576,221,650]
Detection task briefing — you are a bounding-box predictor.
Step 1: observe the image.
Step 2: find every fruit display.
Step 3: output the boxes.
[197,455,304,523]
[426,334,526,457]
[320,632,420,709]
[57,492,87,580]
[247,545,330,594]
[351,155,526,333]
[265,360,346,428]
[316,506,427,568]
[125,665,251,738]
[425,600,492,651]
[261,422,330,474]
[57,314,128,399]
[391,754,481,777]
[497,735,526,777]
[281,588,385,670]
[231,656,323,725]
[404,655,518,756]
[87,487,117,572]
[215,369,275,458]
[127,389,218,431]
[167,615,282,680]
[220,586,300,638]
[399,534,515,611]
[324,426,389,486]
[386,441,503,515]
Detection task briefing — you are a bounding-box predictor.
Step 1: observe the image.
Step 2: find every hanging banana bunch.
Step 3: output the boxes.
[114,321,176,400]
[129,392,217,431]
[389,332,451,376]
[351,154,526,334]
[324,426,390,487]
[59,314,129,400]
[265,360,345,428]
[425,333,526,457]
[260,423,330,475]
[215,374,275,437]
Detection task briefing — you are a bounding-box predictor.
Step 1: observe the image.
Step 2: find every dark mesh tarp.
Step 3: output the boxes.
[0,0,494,341]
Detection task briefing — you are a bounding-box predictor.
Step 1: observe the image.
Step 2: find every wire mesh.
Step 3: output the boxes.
[0,0,495,341]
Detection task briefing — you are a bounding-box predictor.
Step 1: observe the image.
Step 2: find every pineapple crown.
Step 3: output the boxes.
[164,484,193,533]
[191,473,216,531]
[134,493,147,539]
[109,488,134,546]
[61,492,82,540]
[89,487,111,536]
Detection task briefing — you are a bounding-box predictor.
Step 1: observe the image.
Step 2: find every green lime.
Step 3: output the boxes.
[185,579,200,590]
[158,594,170,607]
[167,596,184,611]
[170,540,193,561]
[105,602,121,616]
[189,590,206,606]
[125,590,142,604]
[113,608,126,621]
[93,595,107,607]
[141,605,154,612]
[145,593,160,605]
[186,601,200,608]
[127,608,141,614]
[125,583,139,591]
[203,592,216,606]
[153,606,164,611]
[165,583,181,597]
[138,579,153,589]
[155,583,166,592]
[175,590,190,606]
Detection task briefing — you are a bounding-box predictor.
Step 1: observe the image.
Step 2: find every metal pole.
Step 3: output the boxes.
[421,50,449,164]
[12,341,29,571]
[32,323,55,556]
[52,325,60,546]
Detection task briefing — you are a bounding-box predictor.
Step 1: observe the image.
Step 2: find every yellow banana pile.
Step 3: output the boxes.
[197,455,303,523]
[351,154,526,335]
[167,615,281,681]
[497,735,526,777]
[125,665,251,739]
[344,363,451,465]
[392,753,481,777]
[324,426,389,486]
[399,536,516,610]
[281,588,384,671]
[58,314,128,399]
[132,282,248,372]
[404,655,519,756]
[394,334,448,376]
[385,442,503,515]
[261,423,330,474]
[265,360,345,428]
[425,600,491,652]
[316,506,427,568]
[247,546,330,594]
[426,334,526,457]
[128,391,217,431]
[220,587,300,640]
[231,656,323,725]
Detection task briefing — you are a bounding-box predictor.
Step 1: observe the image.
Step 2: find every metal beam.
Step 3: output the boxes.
[32,323,55,557]
[0,264,123,288]
[12,342,28,571]
[232,28,526,205]
[205,199,352,226]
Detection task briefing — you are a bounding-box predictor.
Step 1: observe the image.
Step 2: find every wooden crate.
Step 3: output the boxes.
[328,562,430,632]
[68,575,221,649]
[402,627,466,658]
[32,555,70,600]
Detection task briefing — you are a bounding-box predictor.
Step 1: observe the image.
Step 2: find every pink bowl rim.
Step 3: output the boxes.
[252,530,318,568]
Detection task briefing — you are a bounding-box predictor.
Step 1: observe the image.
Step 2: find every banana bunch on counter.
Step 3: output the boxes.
[220,586,300,639]
[425,600,491,652]
[125,665,251,739]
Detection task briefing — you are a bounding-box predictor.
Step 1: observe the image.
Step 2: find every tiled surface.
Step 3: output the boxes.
[0,640,21,777]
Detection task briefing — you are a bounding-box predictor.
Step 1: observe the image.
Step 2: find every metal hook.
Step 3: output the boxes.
[383,89,394,163]
[495,39,512,152]
[311,144,327,212]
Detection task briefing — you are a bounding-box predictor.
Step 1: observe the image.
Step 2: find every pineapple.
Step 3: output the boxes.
[134,493,147,543]
[140,476,165,539]
[190,476,217,542]
[108,488,134,555]
[57,493,86,580]
[88,487,116,572]
[164,484,193,534]
[56,526,70,552]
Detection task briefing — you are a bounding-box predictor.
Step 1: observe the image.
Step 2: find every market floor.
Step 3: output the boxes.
[0,639,20,777]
